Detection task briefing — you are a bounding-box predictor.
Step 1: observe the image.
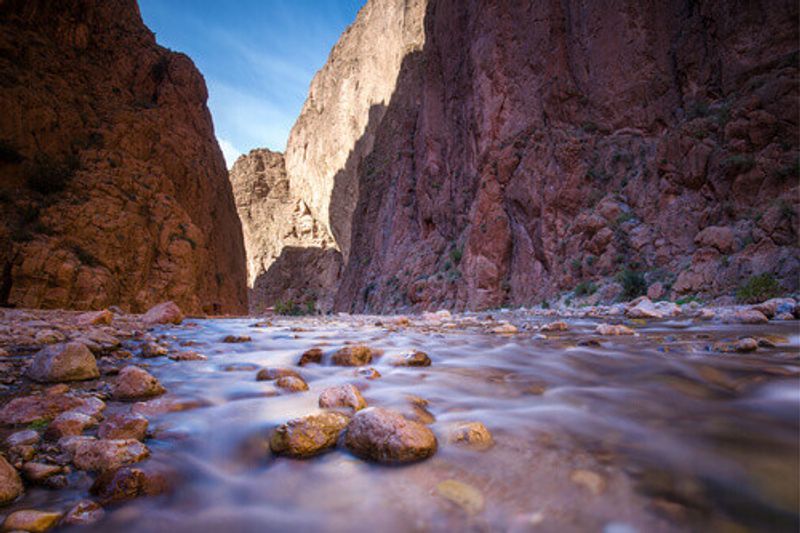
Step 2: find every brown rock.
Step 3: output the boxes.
[331,345,374,366]
[540,321,569,332]
[168,351,207,361]
[21,462,62,483]
[6,430,40,447]
[647,282,665,300]
[222,335,251,343]
[694,226,735,253]
[730,309,769,324]
[140,342,168,358]
[344,407,437,464]
[448,422,494,451]
[44,411,95,440]
[298,347,324,366]
[90,464,172,505]
[98,412,148,441]
[275,376,309,393]
[390,351,431,367]
[78,310,113,326]
[714,338,759,353]
[71,438,149,471]
[752,298,796,319]
[318,384,367,411]
[142,302,184,325]
[354,367,381,380]
[62,500,105,526]
[111,366,166,400]
[595,324,636,336]
[0,394,105,425]
[2,510,62,533]
[269,412,350,458]
[25,342,99,383]
[131,396,209,417]
[256,368,301,381]
[626,298,663,319]
[0,455,23,504]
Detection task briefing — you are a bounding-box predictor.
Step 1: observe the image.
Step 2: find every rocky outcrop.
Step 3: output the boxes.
[326,0,799,311]
[0,0,247,314]
[229,149,341,312]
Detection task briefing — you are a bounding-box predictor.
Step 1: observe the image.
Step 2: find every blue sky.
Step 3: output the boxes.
[139,0,365,167]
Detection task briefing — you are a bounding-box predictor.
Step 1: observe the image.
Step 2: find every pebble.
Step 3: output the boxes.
[448,421,493,450]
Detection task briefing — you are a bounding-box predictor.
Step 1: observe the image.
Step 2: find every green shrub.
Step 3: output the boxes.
[26,153,79,195]
[450,246,463,265]
[574,281,598,297]
[616,269,646,301]
[274,299,300,316]
[735,274,782,304]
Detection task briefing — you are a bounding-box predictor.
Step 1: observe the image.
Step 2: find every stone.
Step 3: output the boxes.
[25,342,99,383]
[354,367,381,380]
[714,338,759,353]
[111,366,166,400]
[436,480,485,516]
[6,430,40,447]
[0,455,23,504]
[21,462,62,483]
[142,302,184,325]
[90,465,172,505]
[63,500,105,526]
[131,396,209,417]
[647,282,665,300]
[2,510,62,533]
[78,310,114,326]
[140,342,168,358]
[595,324,636,336]
[570,469,606,496]
[626,298,663,319]
[71,438,149,471]
[256,368,302,381]
[44,411,95,440]
[0,394,105,425]
[344,407,437,464]
[169,351,207,361]
[298,348,324,366]
[752,298,796,319]
[448,422,494,451]
[331,345,373,366]
[98,412,148,441]
[540,321,569,332]
[222,335,251,343]
[318,384,367,411]
[34,329,66,345]
[390,350,431,367]
[275,376,309,393]
[729,309,769,324]
[491,323,518,334]
[269,412,350,458]
[694,226,735,253]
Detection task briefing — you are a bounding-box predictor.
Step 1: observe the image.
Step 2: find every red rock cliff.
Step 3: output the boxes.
[0,0,247,313]
[327,0,799,311]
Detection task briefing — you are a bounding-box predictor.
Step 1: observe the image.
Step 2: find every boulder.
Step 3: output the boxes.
[298,348,324,366]
[331,345,374,366]
[98,412,148,441]
[142,301,184,325]
[44,411,96,440]
[78,310,114,326]
[111,366,166,400]
[71,438,149,471]
[0,394,105,425]
[318,384,367,411]
[595,324,636,335]
[389,351,431,367]
[344,407,437,464]
[256,368,302,381]
[694,226,735,253]
[90,465,172,505]
[25,342,99,383]
[2,510,62,533]
[626,298,662,319]
[728,309,769,324]
[269,412,350,458]
[752,298,796,319]
[275,376,309,393]
[0,455,23,504]
[540,321,569,332]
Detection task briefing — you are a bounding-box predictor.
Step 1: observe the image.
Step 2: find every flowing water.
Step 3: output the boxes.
[10,313,800,532]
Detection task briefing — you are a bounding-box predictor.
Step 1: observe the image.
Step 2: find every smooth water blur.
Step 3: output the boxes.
[53,315,800,532]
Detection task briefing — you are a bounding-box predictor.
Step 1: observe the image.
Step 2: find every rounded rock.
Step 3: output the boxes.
[0,455,23,504]
[331,345,373,366]
[98,412,148,441]
[448,421,494,450]
[90,464,172,505]
[269,412,350,458]
[111,366,166,400]
[256,367,302,381]
[142,301,184,325]
[297,348,323,366]
[318,384,367,411]
[2,510,62,533]
[25,342,99,383]
[63,500,105,526]
[275,376,309,393]
[390,351,431,367]
[345,407,437,464]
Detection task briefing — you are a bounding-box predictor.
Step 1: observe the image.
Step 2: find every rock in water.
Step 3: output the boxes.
[142,302,184,325]
[98,412,149,441]
[111,366,166,400]
[63,500,105,526]
[90,465,172,505]
[269,412,350,458]
[0,455,23,504]
[448,422,494,451]
[2,510,62,533]
[71,438,149,471]
[345,407,437,464]
[331,346,374,366]
[0,3,246,314]
[25,342,99,383]
[318,384,367,411]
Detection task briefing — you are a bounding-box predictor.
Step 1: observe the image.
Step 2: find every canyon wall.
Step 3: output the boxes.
[0,0,247,314]
[328,0,799,312]
[230,149,341,313]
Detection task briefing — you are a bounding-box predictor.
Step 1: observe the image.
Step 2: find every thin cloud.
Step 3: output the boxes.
[218,137,242,169]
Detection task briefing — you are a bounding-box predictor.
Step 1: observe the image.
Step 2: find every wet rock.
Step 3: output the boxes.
[714,338,759,353]
[331,345,374,366]
[44,411,95,440]
[78,310,114,326]
[6,430,40,447]
[222,335,251,343]
[34,329,66,345]
[318,384,367,411]
[448,422,494,450]
[63,500,105,526]
[2,510,62,532]
[21,462,62,483]
[752,298,796,319]
[298,348,324,366]
[269,412,350,458]
[0,394,104,425]
[436,479,485,515]
[344,407,437,464]
[140,342,168,358]
[111,366,166,400]
[491,323,518,334]
[354,367,381,380]
[729,309,769,324]
[98,413,148,441]
[390,350,431,367]
[595,324,635,336]
[7,444,36,463]
[626,298,662,319]
[131,396,209,417]
[142,301,184,325]
[275,376,309,393]
[570,469,606,495]
[0,455,23,504]
[25,342,99,383]
[169,351,207,361]
[540,321,569,332]
[221,362,260,372]
[90,465,172,505]
[255,368,302,381]
[775,312,795,321]
[71,438,149,471]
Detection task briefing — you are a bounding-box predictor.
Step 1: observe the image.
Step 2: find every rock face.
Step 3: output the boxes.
[0,0,247,314]
[248,0,799,312]
[229,149,341,312]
